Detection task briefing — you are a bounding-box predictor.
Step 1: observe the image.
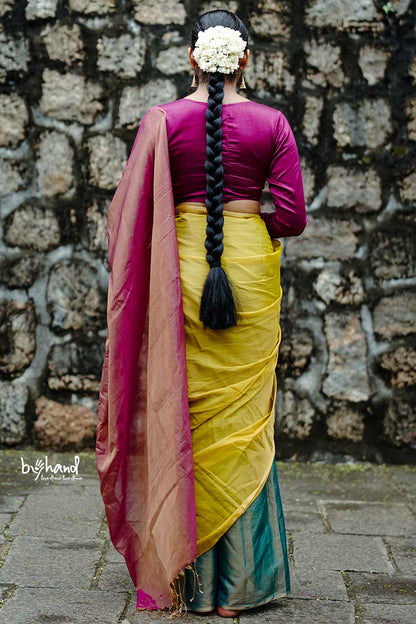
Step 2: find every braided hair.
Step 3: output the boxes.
[190,10,249,330]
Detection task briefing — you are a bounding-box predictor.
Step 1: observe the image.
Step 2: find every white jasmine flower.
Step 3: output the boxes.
[192,25,247,74]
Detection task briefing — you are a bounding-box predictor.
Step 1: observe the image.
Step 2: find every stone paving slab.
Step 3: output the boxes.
[0,495,25,514]
[0,537,9,561]
[384,536,416,575]
[277,462,416,503]
[0,535,102,589]
[0,587,128,624]
[284,508,327,533]
[0,515,11,535]
[238,598,355,623]
[0,452,415,624]
[126,608,234,623]
[106,539,127,563]
[323,501,416,536]
[355,603,416,624]
[293,533,394,573]
[289,565,349,600]
[99,562,136,593]
[346,570,416,604]
[5,486,104,538]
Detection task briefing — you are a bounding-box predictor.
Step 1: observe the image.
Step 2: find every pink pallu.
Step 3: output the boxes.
[95,106,197,610]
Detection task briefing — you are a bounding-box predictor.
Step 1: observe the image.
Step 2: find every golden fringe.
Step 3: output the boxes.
[161,558,203,619]
[134,559,203,620]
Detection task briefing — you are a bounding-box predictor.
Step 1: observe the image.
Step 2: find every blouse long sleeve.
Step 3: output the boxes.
[261,112,308,239]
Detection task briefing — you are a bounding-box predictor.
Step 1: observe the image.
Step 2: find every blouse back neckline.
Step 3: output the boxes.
[179,97,253,106]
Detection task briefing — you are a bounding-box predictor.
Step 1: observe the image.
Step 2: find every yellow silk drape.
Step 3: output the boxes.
[174,203,283,557]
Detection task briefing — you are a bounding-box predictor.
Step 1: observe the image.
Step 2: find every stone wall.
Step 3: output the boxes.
[0,0,415,461]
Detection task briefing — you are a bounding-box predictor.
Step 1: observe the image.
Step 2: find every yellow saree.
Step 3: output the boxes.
[174,202,283,557]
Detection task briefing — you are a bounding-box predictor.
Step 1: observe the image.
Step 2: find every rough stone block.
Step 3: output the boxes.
[327,407,365,442]
[0,159,25,197]
[314,268,364,306]
[383,400,416,449]
[25,0,58,19]
[46,259,106,331]
[373,291,416,338]
[358,45,390,85]
[323,312,370,403]
[398,170,416,203]
[327,165,382,212]
[299,156,315,205]
[48,339,105,392]
[0,254,41,289]
[0,1,14,17]
[333,99,392,149]
[97,34,146,78]
[156,45,190,74]
[0,93,28,147]
[303,95,324,145]
[305,0,380,30]
[277,390,315,439]
[249,0,292,40]
[244,49,295,97]
[405,97,416,142]
[132,0,186,25]
[87,133,126,189]
[40,68,104,124]
[36,130,74,196]
[117,80,177,129]
[0,30,29,79]
[409,55,416,85]
[0,382,28,446]
[85,199,108,252]
[378,347,416,389]
[285,217,360,260]
[369,227,415,280]
[304,39,344,88]
[33,396,97,451]
[5,203,60,250]
[68,0,116,14]
[277,328,314,378]
[0,301,36,375]
[41,23,84,64]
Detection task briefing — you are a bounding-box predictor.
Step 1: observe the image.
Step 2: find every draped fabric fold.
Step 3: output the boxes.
[95,106,197,611]
[174,203,283,559]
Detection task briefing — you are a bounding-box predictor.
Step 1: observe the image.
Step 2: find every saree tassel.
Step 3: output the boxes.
[159,559,202,619]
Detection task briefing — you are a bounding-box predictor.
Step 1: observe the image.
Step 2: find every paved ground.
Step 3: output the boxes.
[0,449,415,624]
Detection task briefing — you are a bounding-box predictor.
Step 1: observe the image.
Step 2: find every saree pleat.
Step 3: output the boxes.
[174,202,284,559]
[182,460,291,611]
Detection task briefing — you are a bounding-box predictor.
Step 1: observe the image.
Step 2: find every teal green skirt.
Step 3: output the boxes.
[183,460,290,611]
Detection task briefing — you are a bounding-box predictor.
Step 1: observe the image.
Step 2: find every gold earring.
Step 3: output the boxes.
[191,71,197,88]
[240,71,247,89]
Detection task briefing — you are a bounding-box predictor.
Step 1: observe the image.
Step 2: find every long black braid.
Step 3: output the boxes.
[191,10,249,330]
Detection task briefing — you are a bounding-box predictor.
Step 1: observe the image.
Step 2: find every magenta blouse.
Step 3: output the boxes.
[156,98,308,239]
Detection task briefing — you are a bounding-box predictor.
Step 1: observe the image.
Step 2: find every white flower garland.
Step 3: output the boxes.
[192,25,247,74]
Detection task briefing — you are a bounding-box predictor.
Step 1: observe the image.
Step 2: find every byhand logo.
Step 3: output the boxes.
[20,455,82,482]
